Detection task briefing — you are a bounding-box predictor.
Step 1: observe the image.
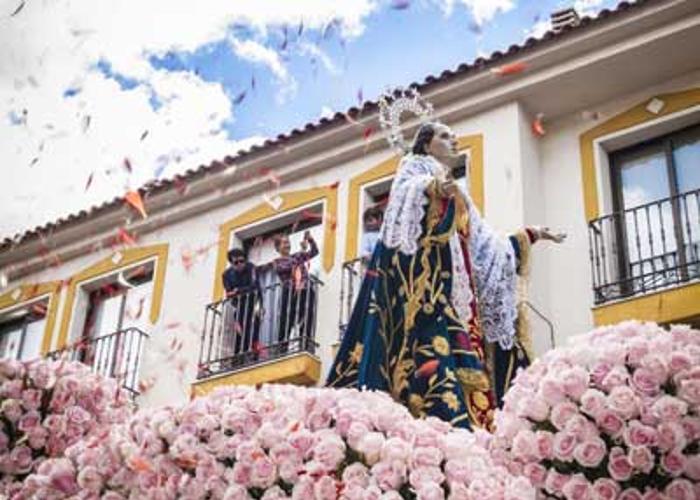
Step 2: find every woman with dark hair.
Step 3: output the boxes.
[327,121,565,430]
[272,231,319,351]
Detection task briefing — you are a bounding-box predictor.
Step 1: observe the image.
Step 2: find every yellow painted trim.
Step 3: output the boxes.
[592,281,700,326]
[580,88,700,221]
[344,134,485,261]
[190,353,321,397]
[213,186,338,301]
[57,244,169,349]
[0,281,62,355]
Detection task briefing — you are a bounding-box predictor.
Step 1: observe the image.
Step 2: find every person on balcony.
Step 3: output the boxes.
[327,121,565,431]
[221,248,262,361]
[360,206,384,261]
[272,231,319,351]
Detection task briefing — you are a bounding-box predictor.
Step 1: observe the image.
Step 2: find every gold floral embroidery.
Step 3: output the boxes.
[431,336,450,356]
[456,368,490,392]
[350,343,364,364]
[441,392,460,411]
[408,393,425,416]
[422,303,434,314]
[472,391,490,410]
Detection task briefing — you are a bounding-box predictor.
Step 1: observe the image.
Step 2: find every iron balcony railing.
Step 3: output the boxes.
[589,188,700,305]
[339,258,364,338]
[48,327,148,397]
[197,276,322,379]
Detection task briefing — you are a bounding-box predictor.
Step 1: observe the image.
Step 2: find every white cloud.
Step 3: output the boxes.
[0,0,379,237]
[319,105,335,119]
[230,38,289,81]
[438,0,514,25]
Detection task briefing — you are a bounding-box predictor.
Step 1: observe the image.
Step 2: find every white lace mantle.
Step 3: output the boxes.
[379,153,519,350]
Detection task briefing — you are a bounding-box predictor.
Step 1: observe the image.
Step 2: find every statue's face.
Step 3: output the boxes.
[427,123,457,161]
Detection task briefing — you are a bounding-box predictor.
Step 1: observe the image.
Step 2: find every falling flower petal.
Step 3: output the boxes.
[531,113,546,137]
[173,177,188,195]
[490,61,527,77]
[84,172,94,191]
[29,157,39,166]
[10,0,24,17]
[117,227,136,246]
[181,249,194,272]
[391,0,411,9]
[140,130,149,141]
[363,127,374,140]
[124,191,147,219]
[233,91,246,105]
[328,181,339,190]
[123,158,133,174]
[81,114,91,132]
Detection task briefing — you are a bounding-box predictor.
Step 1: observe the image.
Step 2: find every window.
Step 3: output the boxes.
[68,262,153,394]
[607,123,700,297]
[0,301,47,361]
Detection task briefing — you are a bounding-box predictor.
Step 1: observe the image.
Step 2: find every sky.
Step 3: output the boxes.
[0,0,620,240]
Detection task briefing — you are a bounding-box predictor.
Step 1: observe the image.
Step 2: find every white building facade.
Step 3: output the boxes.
[1,0,699,408]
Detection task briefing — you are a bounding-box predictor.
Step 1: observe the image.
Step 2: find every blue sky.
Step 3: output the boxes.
[1,0,620,237]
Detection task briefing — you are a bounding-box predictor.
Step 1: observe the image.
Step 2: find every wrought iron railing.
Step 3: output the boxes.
[197,276,322,379]
[588,188,700,304]
[48,327,148,397]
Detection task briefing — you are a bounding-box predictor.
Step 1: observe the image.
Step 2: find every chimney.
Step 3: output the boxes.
[550,7,580,33]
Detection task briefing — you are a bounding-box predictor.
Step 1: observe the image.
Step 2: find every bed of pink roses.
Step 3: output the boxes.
[16,384,533,499]
[0,358,133,497]
[490,321,700,499]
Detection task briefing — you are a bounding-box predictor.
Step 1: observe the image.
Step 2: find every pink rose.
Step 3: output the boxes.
[658,422,687,452]
[678,379,700,405]
[572,438,606,468]
[313,475,337,500]
[381,437,410,463]
[371,460,406,491]
[17,410,41,432]
[561,473,591,500]
[618,488,643,500]
[410,446,443,469]
[607,386,639,419]
[444,459,472,484]
[561,367,589,401]
[224,484,251,500]
[596,410,624,437]
[661,448,686,477]
[601,365,629,391]
[590,362,613,387]
[681,416,700,441]
[668,352,692,373]
[627,446,654,474]
[9,445,33,474]
[288,429,315,458]
[357,433,384,466]
[624,420,658,447]
[631,368,660,396]
[522,463,547,487]
[65,405,92,428]
[580,389,606,418]
[29,362,56,390]
[544,470,569,496]
[641,490,664,500]
[76,465,103,492]
[232,462,252,486]
[523,397,549,422]
[607,447,632,481]
[684,453,700,480]
[347,421,371,449]
[416,482,444,500]
[591,478,621,500]
[664,479,695,500]
[511,430,538,461]
[652,396,688,421]
[565,415,594,441]
[550,402,579,430]
[342,462,369,487]
[250,456,277,489]
[535,431,554,460]
[553,432,577,462]
[540,377,567,405]
[313,437,346,470]
[408,466,444,490]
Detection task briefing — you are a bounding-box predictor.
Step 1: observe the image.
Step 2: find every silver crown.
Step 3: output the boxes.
[378,87,434,153]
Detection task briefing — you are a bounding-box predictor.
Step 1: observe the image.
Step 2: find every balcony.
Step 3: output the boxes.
[339,258,364,339]
[48,327,148,398]
[588,188,700,305]
[193,277,322,394]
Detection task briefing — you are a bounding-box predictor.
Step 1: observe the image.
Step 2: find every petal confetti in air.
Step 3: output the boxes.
[140,130,149,141]
[181,249,194,272]
[124,190,147,218]
[117,227,137,246]
[363,126,374,140]
[531,113,546,137]
[263,193,283,211]
[84,172,94,191]
[328,181,339,190]
[123,157,133,174]
[81,114,91,133]
[490,61,527,77]
[357,88,363,107]
[29,157,39,166]
[416,359,440,378]
[233,91,246,105]
[173,177,188,195]
[10,0,25,17]
[390,0,411,10]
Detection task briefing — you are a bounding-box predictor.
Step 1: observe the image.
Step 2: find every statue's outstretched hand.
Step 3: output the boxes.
[538,227,567,243]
